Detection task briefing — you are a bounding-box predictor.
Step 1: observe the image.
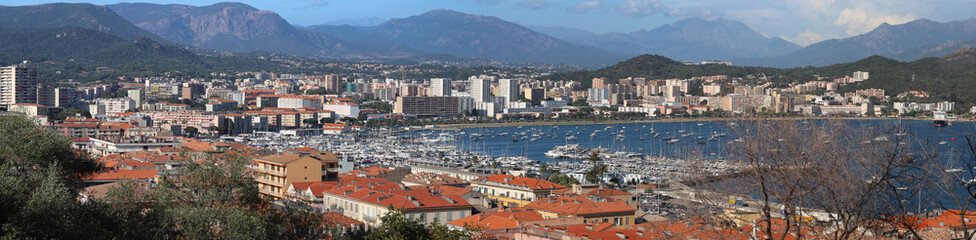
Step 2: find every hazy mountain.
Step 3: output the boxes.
[307,9,626,67]
[942,47,976,66]
[525,25,598,40]
[739,18,976,68]
[324,17,386,27]
[552,18,800,62]
[105,2,374,57]
[0,26,293,83]
[0,3,168,43]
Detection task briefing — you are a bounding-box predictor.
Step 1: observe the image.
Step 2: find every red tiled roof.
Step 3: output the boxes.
[524,195,634,216]
[83,169,158,181]
[475,174,566,190]
[448,210,544,230]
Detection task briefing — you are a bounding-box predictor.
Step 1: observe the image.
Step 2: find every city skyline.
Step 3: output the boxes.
[9,0,976,46]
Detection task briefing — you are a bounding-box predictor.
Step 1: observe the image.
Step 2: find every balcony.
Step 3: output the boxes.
[254,177,283,187]
[251,166,285,176]
[258,188,279,197]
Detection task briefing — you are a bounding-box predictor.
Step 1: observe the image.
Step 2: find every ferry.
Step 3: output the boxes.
[934,111,949,127]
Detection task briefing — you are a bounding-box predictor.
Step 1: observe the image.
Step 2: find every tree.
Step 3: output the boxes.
[303,118,319,127]
[693,119,929,240]
[320,117,335,124]
[183,126,199,137]
[571,99,589,107]
[548,173,580,187]
[365,207,472,240]
[53,107,91,120]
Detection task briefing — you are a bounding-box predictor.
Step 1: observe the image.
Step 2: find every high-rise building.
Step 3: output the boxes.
[0,61,38,105]
[853,71,869,82]
[128,89,144,108]
[54,88,80,108]
[470,77,492,103]
[429,78,452,97]
[36,85,55,106]
[498,79,518,105]
[393,96,460,115]
[592,78,607,89]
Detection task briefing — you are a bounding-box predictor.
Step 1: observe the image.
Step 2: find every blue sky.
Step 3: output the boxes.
[9,0,976,46]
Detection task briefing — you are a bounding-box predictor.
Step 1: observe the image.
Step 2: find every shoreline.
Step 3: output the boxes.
[429,116,945,130]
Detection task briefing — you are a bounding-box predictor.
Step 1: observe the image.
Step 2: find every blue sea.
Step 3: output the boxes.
[419,120,975,163]
[411,119,976,211]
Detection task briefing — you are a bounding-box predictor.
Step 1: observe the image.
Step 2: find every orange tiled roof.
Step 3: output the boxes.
[524,195,635,216]
[475,174,566,190]
[348,166,392,177]
[83,169,158,181]
[448,209,544,230]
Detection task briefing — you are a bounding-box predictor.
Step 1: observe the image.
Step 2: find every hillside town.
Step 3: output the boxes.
[3,60,975,239]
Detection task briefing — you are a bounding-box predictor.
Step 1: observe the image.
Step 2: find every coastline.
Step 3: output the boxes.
[429,116,940,130]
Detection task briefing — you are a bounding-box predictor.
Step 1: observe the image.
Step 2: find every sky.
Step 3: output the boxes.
[9,0,976,46]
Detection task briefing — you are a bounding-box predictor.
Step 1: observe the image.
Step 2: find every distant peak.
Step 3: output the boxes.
[421,9,466,16]
[209,2,258,11]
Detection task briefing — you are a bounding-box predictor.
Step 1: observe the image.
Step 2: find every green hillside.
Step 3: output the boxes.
[545,54,976,107]
[0,27,290,83]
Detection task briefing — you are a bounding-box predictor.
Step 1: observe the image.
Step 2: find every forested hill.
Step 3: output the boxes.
[544,53,976,107]
[0,27,290,82]
[542,55,780,87]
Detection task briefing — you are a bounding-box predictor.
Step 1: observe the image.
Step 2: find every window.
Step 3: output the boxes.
[447,212,453,221]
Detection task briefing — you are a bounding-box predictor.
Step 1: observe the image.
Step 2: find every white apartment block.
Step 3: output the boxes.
[0,62,38,105]
[322,102,360,118]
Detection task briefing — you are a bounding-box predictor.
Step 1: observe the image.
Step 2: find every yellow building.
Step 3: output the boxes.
[470,174,566,208]
[250,150,340,200]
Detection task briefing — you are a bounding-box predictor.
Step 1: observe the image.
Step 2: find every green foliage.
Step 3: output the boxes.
[365,207,472,240]
[0,27,293,85]
[361,101,393,114]
[547,173,580,187]
[0,115,100,180]
[54,107,92,120]
[303,118,319,127]
[546,54,976,106]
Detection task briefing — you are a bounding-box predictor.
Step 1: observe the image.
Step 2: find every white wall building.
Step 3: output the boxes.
[429,78,451,97]
[322,102,360,118]
[470,77,492,103]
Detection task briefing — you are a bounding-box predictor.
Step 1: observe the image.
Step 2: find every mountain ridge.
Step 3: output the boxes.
[547,18,801,62]
[737,18,976,67]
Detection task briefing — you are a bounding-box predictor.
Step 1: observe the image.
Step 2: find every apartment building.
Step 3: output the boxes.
[393,96,459,115]
[322,102,359,118]
[322,181,473,226]
[0,62,38,105]
[524,195,636,226]
[250,150,340,200]
[471,174,566,208]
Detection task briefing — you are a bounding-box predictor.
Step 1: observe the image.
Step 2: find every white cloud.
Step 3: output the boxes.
[781,30,834,46]
[789,0,834,14]
[470,0,557,10]
[513,0,557,10]
[304,0,330,7]
[834,8,916,36]
[567,0,602,13]
[666,7,720,19]
[616,0,665,18]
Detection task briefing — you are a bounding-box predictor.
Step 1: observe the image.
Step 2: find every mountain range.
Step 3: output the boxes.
[0,3,168,43]
[735,18,976,67]
[533,18,802,62]
[304,9,624,67]
[545,49,976,106]
[3,1,976,70]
